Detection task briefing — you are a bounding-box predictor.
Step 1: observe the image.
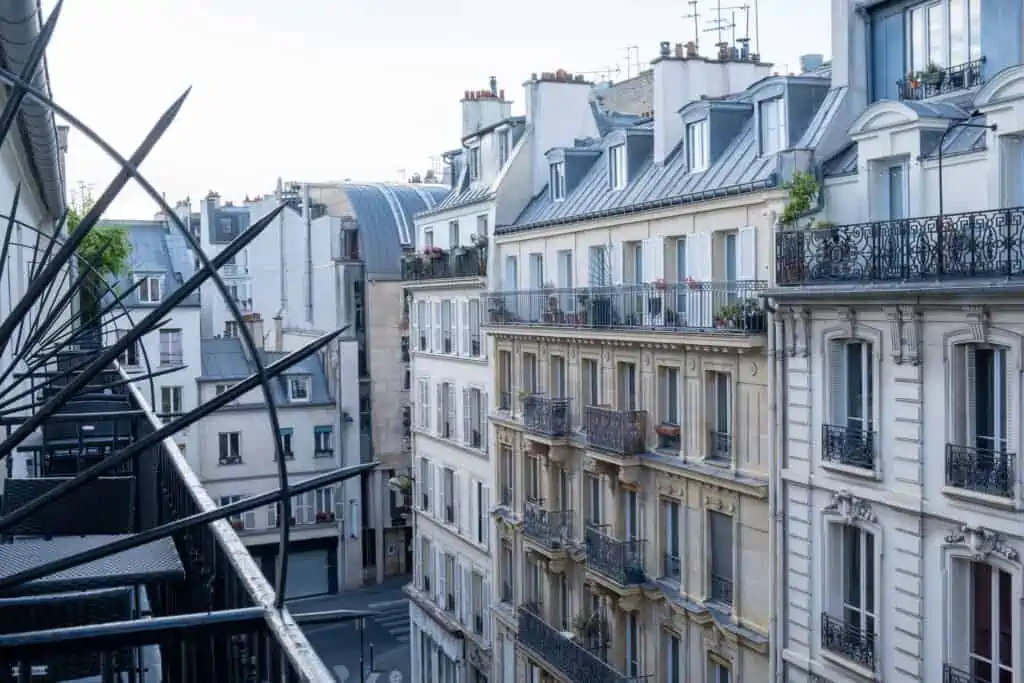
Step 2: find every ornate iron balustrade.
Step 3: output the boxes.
[517,605,639,683]
[523,395,572,437]
[710,574,733,606]
[821,613,875,670]
[585,406,647,456]
[402,247,486,281]
[945,444,1016,498]
[897,57,986,101]
[584,525,646,585]
[943,663,984,683]
[498,391,512,412]
[485,282,768,333]
[822,424,875,470]
[662,554,681,581]
[707,430,732,462]
[776,207,1024,286]
[523,500,574,549]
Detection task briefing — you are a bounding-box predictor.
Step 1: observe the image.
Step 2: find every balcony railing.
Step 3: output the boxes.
[897,57,986,101]
[945,444,1015,498]
[584,525,646,585]
[710,573,733,606]
[523,501,574,549]
[943,663,985,683]
[402,246,486,281]
[585,406,647,456]
[821,613,875,670]
[485,282,768,333]
[822,424,876,470]
[523,395,572,437]
[662,553,681,581]
[776,207,1024,286]
[707,430,732,462]
[517,604,641,683]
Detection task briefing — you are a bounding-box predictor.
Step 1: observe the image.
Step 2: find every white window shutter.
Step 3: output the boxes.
[432,302,442,352]
[462,388,471,445]
[435,549,444,604]
[460,562,471,624]
[459,300,469,355]
[737,226,758,281]
[610,242,623,285]
[483,578,492,643]
[426,465,435,515]
[450,301,459,354]
[414,457,423,505]
[410,299,419,351]
[686,232,713,327]
[454,472,463,532]
[481,485,491,548]
[950,345,967,444]
[447,383,457,441]
[244,508,256,529]
[469,480,479,543]
[436,383,444,436]
[829,341,846,426]
[481,392,489,453]
[965,345,977,447]
[436,465,445,521]
[413,535,422,589]
[1003,349,1016,454]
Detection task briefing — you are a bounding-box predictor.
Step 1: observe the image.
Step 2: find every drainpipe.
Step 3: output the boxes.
[767,301,779,683]
[768,301,789,683]
[302,184,313,324]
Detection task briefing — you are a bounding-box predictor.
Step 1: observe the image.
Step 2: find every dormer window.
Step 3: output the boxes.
[137,275,162,304]
[686,120,709,173]
[288,375,311,402]
[497,129,510,167]
[609,144,627,190]
[759,98,787,155]
[550,162,566,201]
[468,146,481,180]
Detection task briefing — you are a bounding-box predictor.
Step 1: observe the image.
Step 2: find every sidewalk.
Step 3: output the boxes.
[287,575,411,614]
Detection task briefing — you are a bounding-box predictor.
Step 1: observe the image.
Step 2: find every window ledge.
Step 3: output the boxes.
[941,485,1018,511]
[821,460,881,482]
[820,650,879,682]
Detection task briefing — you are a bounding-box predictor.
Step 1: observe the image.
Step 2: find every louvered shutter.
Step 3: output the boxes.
[1003,348,1016,456]
[435,549,443,605]
[829,340,846,426]
[483,578,492,644]
[454,472,463,532]
[413,534,422,590]
[469,479,479,543]
[459,300,469,356]
[447,383,457,441]
[436,383,444,436]
[686,232,712,327]
[460,561,471,625]
[610,242,623,285]
[426,464,435,515]
[243,508,256,529]
[410,298,419,352]
[463,388,471,445]
[965,345,977,447]
[482,391,489,453]
[481,485,491,548]
[432,302,442,352]
[437,465,445,521]
[414,458,423,508]
[737,226,758,281]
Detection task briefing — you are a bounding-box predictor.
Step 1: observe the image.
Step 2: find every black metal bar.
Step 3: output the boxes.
[0,461,376,591]
[0,185,20,294]
[0,326,346,536]
[290,609,376,626]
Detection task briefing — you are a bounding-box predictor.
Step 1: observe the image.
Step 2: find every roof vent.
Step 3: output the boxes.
[659,41,671,57]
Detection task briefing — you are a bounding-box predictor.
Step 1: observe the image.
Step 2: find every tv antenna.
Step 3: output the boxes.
[621,45,640,78]
[721,4,751,46]
[704,0,734,47]
[684,0,700,52]
[577,65,622,83]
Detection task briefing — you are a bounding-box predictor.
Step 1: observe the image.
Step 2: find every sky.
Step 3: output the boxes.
[41,0,831,219]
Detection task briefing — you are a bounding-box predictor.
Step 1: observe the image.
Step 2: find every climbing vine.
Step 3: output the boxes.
[779,170,819,226]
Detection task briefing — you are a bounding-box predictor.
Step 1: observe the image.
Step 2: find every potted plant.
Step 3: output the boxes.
[714,302,742,329]
[424,245,445,259]
[652,277,667,291]
[315,511,335,523]
[922,62,945,88]
[656,423,680,437]
[685,276,701,290]
[740,298,767,331]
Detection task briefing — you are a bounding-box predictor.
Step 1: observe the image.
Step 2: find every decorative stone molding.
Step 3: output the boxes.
[797,307,811,357]
[883,306,902,363]
[538,342,548,359]
[617,594,642,612]
[901,305,922,365]
[602,348,612,365]
[465,639,491,672]
[703,623,736,660]
[945,524,1020,563]
[641,350,653,370]
[964,305,991,344]
[824,489,877,524]
[568,346,578,361]
[838,307,856,338]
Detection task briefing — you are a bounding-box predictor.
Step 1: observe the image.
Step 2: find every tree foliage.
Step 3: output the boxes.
[69,183,131,320]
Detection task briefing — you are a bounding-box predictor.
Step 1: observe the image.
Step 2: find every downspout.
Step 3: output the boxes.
[767,298,781,683]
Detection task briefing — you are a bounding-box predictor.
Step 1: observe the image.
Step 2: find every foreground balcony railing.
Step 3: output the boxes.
[584,525,646,585]
[945,443,1015,498]
[776,207,1024,285]
[822,423,875,470]
[523,500,573,549]
[821,613,875,671]
[402,246,486,281]
[523,395,572,437]
[517,604,641,683]
[585,406,647,456]
[897,57,986,101]
[485,282,767,332]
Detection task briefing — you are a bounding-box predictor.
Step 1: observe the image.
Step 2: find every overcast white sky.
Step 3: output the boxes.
[41,0,830,219]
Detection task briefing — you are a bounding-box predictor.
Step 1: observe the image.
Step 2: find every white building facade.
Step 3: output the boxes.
[773,1,1024,680]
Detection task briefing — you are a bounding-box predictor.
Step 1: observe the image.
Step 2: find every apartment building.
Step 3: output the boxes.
[406,72,647,683]
[484,40,845,683]
[772,1,1024,681]
[197,332,342,598]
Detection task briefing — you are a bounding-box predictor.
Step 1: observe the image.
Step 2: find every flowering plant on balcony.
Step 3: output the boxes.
[424,245,445,259]
[315,511,336,523]
[653,277,667,290]
[684,276,700,290]
[655,423,680,437]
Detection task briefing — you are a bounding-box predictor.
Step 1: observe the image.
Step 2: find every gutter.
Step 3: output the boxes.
[0,0,65,218]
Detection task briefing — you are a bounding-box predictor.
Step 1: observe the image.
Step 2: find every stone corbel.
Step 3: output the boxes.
[772,305,787,361]
[964,305,991,344]
[797,307,811,358]
[824,489,877,524]
[617,593,642,612]
[901,305,922,365]
[883,306,903,364]
[838,306,856,338]
[945,524,1020,563]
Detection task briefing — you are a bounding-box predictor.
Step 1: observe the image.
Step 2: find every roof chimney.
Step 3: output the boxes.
[659,41,671,57]
[489,76,498,95]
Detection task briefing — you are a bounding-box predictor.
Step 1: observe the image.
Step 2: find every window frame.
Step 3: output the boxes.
[159,328,183,366]
[609,143,627,190]
[137,275,162,304]
[288,375,312,402]
[686,118,709,172]
[218,431,242,465]
[550,161,566,201]
[314,425,334,456]
[468,145,481,181]
[905,0,982,74]
[758,97,787,156]
[160,385,183,416]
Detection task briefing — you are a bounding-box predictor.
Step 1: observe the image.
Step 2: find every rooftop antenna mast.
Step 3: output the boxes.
[703,0,734,49]
[684,0,701,52]
[722,4,751,46]
[578,65,622,83]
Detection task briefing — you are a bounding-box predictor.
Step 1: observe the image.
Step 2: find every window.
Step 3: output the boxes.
[949,560,1014,682]
[314,426,333,456]
[419,537,432,592]
[687,119,709,172]
[278,428,294,459]
[448,220,460,248]
[215,383,233,396]
[625,611,641,677]
[550,355,566,398]
[501,542,515,602]
[403,368,411,391]
[665,632,682,683]
[662,499,681,580]
[417,301,428,351]
[438,381,455,438]
[219,495,256,530]
[758,97,787,155]
[160,386,183,416]
[314,487,334,520]
[419,458,432,510]
[825,340,875,470]
[823,524,876,666]
[117,332,140,368]
[476,214,488,241]
[522,352,538,395]
[137,275,162,303]
[499,445,514,507]
[585,473,602,525]
[288,375,311,401]
[498,351,513,410]
[159,329,182,366]
[464,387,486,450]
[658,366,681,450]
[908,0,982,73]
[497,130,510,167]
[224,321,239,338]
[706,371,732,461]
[708,656,732,683]
[423,229,434,248]
[884,163,907,220]
[443,553,456,611]
[617,361,637,410]
[582,358,600,407]
[550,161,566,200]
[442,467,455,524]
[218,432,241,465]
[440,300,453,354]
[473,480,489,547]
[708,510,733,606]
[468,146,481,180]
[525,454,540,503]
[609,143,627,189]
[417,378,431,429]
[468,299,482,357]
[524,555,541,603]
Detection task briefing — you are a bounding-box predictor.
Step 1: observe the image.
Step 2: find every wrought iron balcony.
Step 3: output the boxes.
[709,573,733,606]
[585,406,647,456]
[523,395,572,437]
[402,246,486,281]
[584,525,646,585]
[943,663,984,683]
[523,500,573,549]
[662,553,681,581]
[517,604,640,683]
[945,443,1015,498]
[821,613,875,670]
[776,207,1024,286]
[897,57,986,101]
[498,390,512,412]
[707,430,732,462]
[485,282,768,333]
[822,424,876,470]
